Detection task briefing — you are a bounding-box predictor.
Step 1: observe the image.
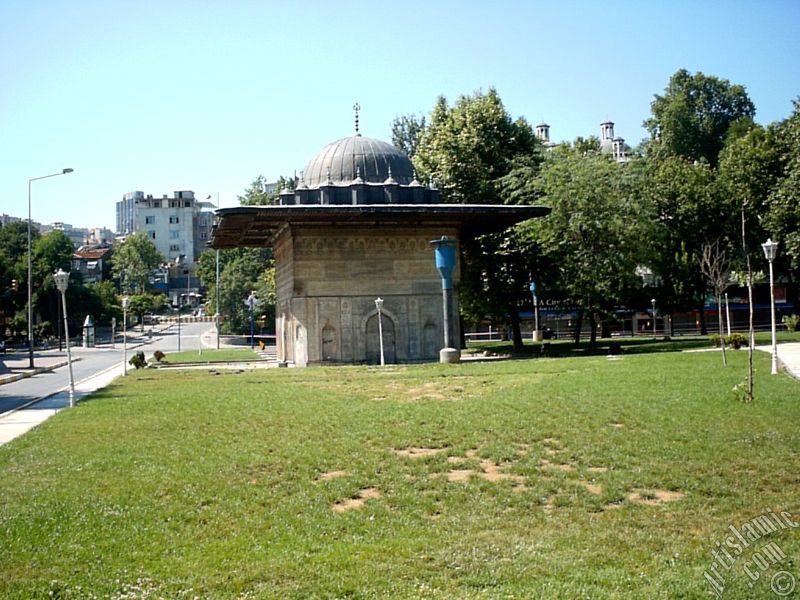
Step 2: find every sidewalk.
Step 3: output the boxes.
[764,342,800,380]
[0,351,80,385]
[0,360,123,446]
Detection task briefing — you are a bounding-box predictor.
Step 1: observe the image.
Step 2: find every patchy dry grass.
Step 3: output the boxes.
[0,350,799,598]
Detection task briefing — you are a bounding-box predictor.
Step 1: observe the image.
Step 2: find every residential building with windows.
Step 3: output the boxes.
[114,190,215,264]
[114,190,215,305]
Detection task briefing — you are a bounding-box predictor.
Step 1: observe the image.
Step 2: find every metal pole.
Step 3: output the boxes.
[377,304,385,366]
[123,306,128,376]
[60,289,75,407]
[725,292,731,336]
[442,286,452,349]
[769,259,778,375]
[249,305,254,349]
[651,299,657,339]
[27,169,73,368]
[215,248,220,350]
[57,288,62,351]
[27,179,33,368]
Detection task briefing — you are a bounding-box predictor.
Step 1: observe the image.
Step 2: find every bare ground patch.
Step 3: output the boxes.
[393,447,447,459]
[318,470,348,482]
[627,488,685,506]
[332,488,382,513]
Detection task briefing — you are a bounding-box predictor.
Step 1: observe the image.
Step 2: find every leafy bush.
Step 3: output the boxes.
[153,350,166,363]
[709,334,722,348]
[783,314,799,333]
[725,333,746,349]
[129,351,147,369]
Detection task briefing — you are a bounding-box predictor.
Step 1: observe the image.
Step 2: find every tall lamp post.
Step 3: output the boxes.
[374,297,385,366]
[28,168,74,367]
[53,269,76,408]
[651,298,657,339]
[122,295,130,376]
[430,236,460,363]
[245,291,258,349]
[762,238,779,375]
[529,280,541,341]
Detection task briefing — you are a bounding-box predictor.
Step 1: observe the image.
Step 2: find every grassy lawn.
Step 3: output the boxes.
[466,330,800,359]
[158,348,261,364]
[1,350,798,598]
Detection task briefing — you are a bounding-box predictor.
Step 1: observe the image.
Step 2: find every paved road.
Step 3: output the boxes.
[0,322,214,416]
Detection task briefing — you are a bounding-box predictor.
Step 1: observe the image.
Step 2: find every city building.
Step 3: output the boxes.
[115,190,214,263]
[72,246,112,284]
[115,190,215,305]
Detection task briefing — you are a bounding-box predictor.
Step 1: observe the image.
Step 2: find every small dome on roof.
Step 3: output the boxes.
[302,136,415,187]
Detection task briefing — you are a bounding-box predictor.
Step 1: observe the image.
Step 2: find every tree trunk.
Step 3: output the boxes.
[588,311,597,346]
[573,308,584,346]
[601,321,611,339]
[717,293,727,367]
[509,306,524,351]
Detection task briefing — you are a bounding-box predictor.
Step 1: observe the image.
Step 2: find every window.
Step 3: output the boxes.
[148,231,156,240]
[170,230,180,239]
[200,232,208,239]
[170,244,180,252]
[169,215,180,224]
[145,215,155,225]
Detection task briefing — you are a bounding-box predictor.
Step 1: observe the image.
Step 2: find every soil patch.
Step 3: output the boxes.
[332,488,382,513]
[628,488,685,506]
[319,470,348,482]
[393,447,447,459]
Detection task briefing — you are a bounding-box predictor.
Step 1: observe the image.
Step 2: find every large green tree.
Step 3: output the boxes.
[410,89,545,349]
[531,149,654,344]
[413,88,541,205]
[111,231,164,293]
[642,156,734,333]
[644,69,755,167]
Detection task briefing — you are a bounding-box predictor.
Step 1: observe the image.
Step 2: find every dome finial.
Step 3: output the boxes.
[353,102,361,136]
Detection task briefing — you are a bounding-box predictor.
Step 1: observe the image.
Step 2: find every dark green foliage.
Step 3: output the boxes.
[644,68,755,167]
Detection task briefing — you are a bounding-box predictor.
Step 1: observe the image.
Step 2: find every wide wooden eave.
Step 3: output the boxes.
[210,204,550,249]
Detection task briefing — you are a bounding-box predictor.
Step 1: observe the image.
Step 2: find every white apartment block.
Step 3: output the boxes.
[115,190,215,264]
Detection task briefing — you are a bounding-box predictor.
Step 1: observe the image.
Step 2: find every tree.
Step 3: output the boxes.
[644,69,755,167]
[414,88,540,205]
[699,239,732,366]
[531,149,654,345]
[390,113,427,159]
[238,175,288,206]
[643,156,733,333]
[111,232,164,293]
[762,100,800,275]
[411,89,544,349]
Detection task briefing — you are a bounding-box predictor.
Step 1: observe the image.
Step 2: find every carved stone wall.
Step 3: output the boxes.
[274,224,460,366]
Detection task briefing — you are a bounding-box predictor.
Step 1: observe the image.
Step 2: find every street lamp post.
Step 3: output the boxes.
[725,292,732,336]
[28,168,74,368]
[122,295,130,376]
[430,236,460,363]
[529,281,542,341]
[53,268,75,407]
[651,299,657,339]
[762,238,779,375]
[245,291,258,349]
[374,297,385,366]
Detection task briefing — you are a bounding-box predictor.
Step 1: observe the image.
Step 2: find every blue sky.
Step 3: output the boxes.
[1,0,798,230]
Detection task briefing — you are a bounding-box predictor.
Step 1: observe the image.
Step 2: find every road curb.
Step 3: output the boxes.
[0,358,82,387]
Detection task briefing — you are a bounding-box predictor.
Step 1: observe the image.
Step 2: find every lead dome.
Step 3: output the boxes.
[301,135,415,187]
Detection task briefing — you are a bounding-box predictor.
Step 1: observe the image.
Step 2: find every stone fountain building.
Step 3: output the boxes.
[212,123,548,366]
